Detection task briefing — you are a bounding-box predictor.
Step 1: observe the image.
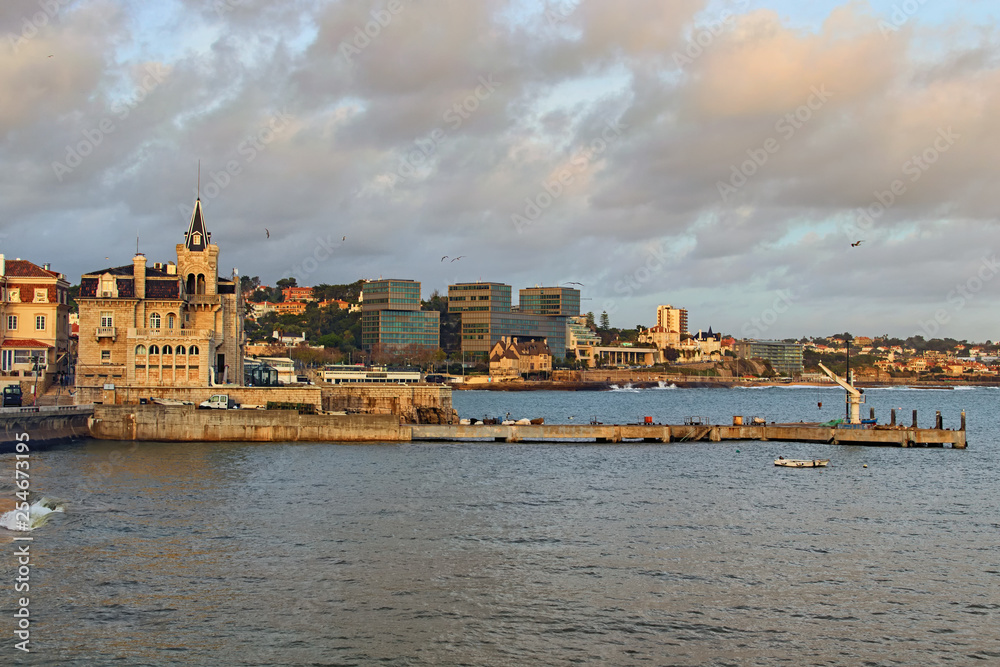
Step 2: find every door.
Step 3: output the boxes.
[216,354,225,383]
[1,349,12,372]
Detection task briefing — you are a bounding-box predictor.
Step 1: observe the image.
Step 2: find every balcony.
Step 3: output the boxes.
[95,326,117,341]
[128,328,215,339]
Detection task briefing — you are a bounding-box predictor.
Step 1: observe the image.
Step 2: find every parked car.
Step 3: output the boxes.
[198,394,240,409]
[2,385,23,407]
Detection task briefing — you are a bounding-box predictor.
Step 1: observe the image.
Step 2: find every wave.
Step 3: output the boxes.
[654,382,678,390]
[0,496,66,532]
[609,384,641,393]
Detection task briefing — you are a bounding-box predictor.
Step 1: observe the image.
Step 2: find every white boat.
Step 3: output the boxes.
[774,457,829,468]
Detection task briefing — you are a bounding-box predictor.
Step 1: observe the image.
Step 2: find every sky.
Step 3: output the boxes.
[2,0,999,341]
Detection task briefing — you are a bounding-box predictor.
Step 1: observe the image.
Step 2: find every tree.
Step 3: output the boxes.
[243,275,261,293]
[276,277,297,289]
[586,312,596,329]
[599,311,610,330]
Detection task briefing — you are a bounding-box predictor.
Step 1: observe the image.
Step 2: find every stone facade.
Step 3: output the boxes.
[75,199,244,397]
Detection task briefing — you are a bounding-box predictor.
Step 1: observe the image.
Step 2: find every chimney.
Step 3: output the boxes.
[133,253,147,299]
[166,261,177,275]
[43,262,51,271]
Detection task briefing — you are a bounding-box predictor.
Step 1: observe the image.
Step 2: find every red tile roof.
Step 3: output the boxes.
[3,260,59,279]
[1,339,53,348]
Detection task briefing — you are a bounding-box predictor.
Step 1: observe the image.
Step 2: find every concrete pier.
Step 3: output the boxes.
[410,422,967,448]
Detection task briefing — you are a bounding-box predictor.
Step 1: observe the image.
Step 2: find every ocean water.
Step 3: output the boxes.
[1,386,998,665]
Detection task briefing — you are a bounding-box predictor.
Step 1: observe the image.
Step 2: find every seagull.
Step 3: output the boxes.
[451,256,465,262]
[566,281,584,286]
[265,228,269,238]
[342,236,346,241]
[851,240,864,247]
[441,256,449,262]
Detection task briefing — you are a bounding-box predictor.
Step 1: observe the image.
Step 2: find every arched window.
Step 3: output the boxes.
[197,274,206,295]
[167,313,175,329]
[163,345,173,355]
[149,313,161,329]
[186,274,195,295]
[188,345,199,356]
[149,345,160,355]
[176,345,186,355]
[135,345,147,356]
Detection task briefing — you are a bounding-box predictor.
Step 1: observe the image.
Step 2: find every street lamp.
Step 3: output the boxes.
[30,355,41,402]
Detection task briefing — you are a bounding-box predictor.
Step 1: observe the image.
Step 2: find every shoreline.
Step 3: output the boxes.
[451,378,1000,391]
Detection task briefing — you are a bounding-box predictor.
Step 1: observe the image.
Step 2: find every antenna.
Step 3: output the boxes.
[197,159,201,200]
[136,234,139,254]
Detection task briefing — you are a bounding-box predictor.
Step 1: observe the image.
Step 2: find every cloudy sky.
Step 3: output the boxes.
[2,0,999,340]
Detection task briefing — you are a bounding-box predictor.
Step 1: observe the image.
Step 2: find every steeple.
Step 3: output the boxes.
[183,198,211,251]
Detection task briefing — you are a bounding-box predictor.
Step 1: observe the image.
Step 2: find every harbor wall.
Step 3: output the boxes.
[321,384,457,424]
[77,385,323,409]
[1,405,94,451]
[89,405,409,442]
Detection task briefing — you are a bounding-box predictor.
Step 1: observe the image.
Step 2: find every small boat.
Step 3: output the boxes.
[774,457,829,468]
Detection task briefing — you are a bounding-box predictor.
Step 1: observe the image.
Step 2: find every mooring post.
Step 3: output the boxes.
[935,411,942,430]
[961,410,966,431]
[912,409,918,428]
[870,407,875,420]
[890,409,896,426]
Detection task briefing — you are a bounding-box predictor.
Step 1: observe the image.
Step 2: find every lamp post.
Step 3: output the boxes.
[30,354,41,403]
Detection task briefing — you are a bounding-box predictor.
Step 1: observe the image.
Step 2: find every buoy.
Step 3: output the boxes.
[863,464,868,468]
[736,449,740,453]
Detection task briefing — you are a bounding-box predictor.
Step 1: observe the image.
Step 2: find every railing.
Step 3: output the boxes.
[129,328,215,339]
[95,326,116,339]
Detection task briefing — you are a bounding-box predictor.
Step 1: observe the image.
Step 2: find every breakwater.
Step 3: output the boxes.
[86,405,965,448]
[0,405,94,452]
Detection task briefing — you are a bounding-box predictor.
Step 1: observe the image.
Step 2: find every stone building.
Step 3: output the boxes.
[75,199,244,401]
[0,255,72,397]
[488,337,552,377]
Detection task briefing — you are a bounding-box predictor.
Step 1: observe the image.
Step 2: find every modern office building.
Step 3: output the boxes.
[519,286,580,317]
[735,339,804,375]
[448,282,569,357]
[361,279,439,350]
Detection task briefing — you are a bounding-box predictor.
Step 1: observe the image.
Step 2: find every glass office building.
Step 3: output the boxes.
[361,279,439,350]
[519,287,581,317]
[448,282,570,357]
[735,340,804,375]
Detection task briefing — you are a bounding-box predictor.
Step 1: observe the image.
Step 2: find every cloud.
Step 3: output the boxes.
[2,0,1000,340]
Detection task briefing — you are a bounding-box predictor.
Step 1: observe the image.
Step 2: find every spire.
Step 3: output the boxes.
[184,198,210,251]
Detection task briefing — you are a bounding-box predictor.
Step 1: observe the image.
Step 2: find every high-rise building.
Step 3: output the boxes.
[735,340,804,375]
[448,282,568,357]
[361,279,439,350]
[518,286,580,317]
[656,305,688,334]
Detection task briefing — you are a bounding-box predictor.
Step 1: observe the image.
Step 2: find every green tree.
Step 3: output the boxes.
[599,311,610,330]
[586,311,596,329]
[275,277,297,289]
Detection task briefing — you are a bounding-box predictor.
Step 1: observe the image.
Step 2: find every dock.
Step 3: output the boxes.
[410,422,966,448]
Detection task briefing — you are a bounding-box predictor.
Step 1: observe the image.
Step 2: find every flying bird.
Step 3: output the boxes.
[451,256,465,262]
[265,228,269,238]
[566,282,584,286]
[851,240,864,247]
[441,256,449,262]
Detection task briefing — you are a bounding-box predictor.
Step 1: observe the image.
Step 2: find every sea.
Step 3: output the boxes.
[1,385,998,666]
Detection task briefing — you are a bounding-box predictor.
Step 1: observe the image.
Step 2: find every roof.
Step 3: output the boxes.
[81,264,173,278]
[2,259,60,279]
[1,339,53,348]
[184,199,210,251]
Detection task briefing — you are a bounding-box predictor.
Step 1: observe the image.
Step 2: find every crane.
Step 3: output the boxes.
[818,362,864,424]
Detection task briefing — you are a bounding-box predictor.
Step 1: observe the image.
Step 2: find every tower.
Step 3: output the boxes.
[176,199,219,297]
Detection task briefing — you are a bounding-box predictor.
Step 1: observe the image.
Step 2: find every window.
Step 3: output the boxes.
[101,312,113,328]
[135,345,147,356]
[149,313,161,329]
[163,345,173,355]
[176,345,186,355]
[34,289,47,303]
[6,315,16,330]
[149,345,160,355]
[188,345,199,356]
[8,289,19,302]
[35,315,45,331]
[167,313,175,329]
[101,351,111,362]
